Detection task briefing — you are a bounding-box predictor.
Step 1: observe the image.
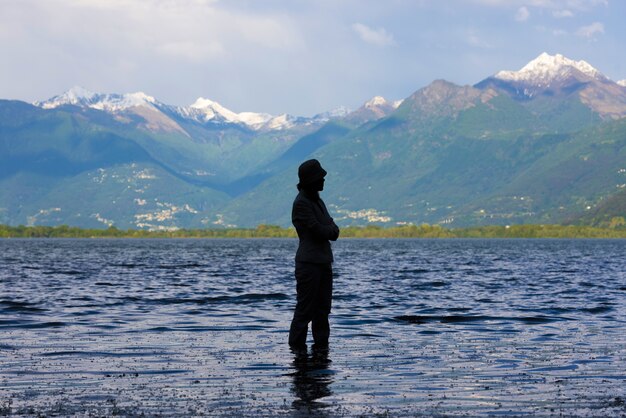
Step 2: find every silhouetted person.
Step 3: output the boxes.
[289,159,339,349]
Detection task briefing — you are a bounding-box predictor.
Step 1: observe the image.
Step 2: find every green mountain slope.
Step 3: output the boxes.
[0,163,230,229]
[218,81,625,227]
[570,188,626,227]
[2,64,625,229]
[0,101,238,227]
[484,119,626,224]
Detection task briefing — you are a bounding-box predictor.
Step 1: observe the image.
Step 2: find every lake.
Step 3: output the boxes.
[1,238,625,416]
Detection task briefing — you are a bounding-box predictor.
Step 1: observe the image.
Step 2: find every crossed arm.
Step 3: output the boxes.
[293,200,340,241]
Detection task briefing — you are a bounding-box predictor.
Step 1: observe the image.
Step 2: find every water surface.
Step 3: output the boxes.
[1,239,625,416]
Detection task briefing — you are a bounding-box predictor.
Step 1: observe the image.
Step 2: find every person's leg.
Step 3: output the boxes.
[289,262,321,347]
[311,264,332,346]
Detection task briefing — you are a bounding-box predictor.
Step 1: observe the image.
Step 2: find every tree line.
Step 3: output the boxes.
[1,223,625,239]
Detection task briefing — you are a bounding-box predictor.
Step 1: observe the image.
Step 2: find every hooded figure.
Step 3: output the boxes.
[289,159,340,349]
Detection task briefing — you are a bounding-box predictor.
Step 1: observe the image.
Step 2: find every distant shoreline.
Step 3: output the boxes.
[1,224,625,239]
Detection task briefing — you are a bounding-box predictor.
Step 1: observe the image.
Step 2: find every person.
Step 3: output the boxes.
[289,159,340,349]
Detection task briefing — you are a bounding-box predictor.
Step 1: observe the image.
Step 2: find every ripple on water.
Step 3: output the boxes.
[0,238,625,416]
[0,299,47,313]
[393,314,570,325]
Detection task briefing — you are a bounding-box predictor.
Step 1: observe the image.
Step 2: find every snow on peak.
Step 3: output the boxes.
[65,86,97,101]
[190,97,239,122]
[127,92,156,103]
[186,98,351,129]
[265,114,295,130]
[618,80,626,87]
[190,97,223,110]
[36,87,159,111]
[188,97,276,127]
[363,96,403,109]
[90,92,157,111]
[35,88,348,131]
[238,112,274,126]
[494,52,606,83]
[365,96,388,108]
[316,106,351,120]
[36,86,97,109]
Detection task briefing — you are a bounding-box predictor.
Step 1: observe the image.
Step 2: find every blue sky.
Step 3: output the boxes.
[1,0,624,116]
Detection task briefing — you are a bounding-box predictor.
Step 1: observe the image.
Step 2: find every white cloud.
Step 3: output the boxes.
[0,0,618,116]
[553,9,574,18]
[351,23,395,47]
[515,6,530,22]
[52,0,302,56]
[576,21,605,38]
[552,29,568,36]
[0,0,311,112]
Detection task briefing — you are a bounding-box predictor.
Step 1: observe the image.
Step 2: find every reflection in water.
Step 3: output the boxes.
[290,345,334,413]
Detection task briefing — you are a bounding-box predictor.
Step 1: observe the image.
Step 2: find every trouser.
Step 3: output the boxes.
[289,262,333,347]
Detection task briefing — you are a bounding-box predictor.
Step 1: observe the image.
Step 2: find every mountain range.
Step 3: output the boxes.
[1,53,625,229]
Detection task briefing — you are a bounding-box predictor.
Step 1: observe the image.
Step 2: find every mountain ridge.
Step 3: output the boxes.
[494,52,607,83]
[2,52,625,229]
[34,86,355,133]
[475,52,626,120]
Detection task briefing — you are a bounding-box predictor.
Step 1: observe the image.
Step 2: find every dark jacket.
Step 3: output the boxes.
[292,190,339,264]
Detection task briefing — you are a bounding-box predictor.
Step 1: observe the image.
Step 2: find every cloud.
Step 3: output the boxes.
[351,23,395,47]
[553,9,574,18]
[55,0,302,55]
[0,0,618,116]
[0,0,311,111]
[576,21,605,38]
[515,6,530,21]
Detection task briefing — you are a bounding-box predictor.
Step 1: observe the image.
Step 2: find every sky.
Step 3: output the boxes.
[1,0,625,116]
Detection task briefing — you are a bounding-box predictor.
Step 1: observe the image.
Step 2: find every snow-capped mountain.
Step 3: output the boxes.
[35,86,194,135]
[7,52,626,230]
[618,80,626,87]
[494,52,607,85]
[314,106,351,119]
[175,97,297,131]
[475,52,615,100]
[475,53,626,119]
[180,99,353,130]
[343,96,402,124]
[36,86,160,112]
[364,96,403,110]
[34,87,345,132]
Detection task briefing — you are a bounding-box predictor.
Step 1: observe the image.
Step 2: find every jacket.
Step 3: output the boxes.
[292,190,339,264]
